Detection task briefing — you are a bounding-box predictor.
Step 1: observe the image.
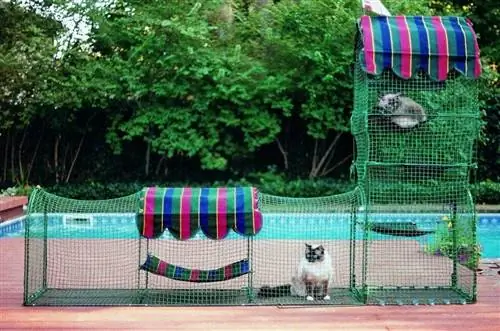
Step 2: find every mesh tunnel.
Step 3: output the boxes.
[23,187,362,306]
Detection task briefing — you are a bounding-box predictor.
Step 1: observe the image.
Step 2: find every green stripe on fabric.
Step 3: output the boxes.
[461,19,479,76]
[153,187,166,236]
[180,267,191,281]
[371,16,385,76]
[408,17,422,75]
[136,188,146,238]
[444,19,457,58]
[226,188,236,230]
[208,187,218,238]
[461,19,477,57]
[191,187,201,228]
[150,254,160,271]
[232,260,241,275]
[424,17,439,82]
[243,187,253,235]
[444,17,458,78]
[387,18,401,78]
[165,264,176,278]
[189,187,201,237]
[236,187,253,236]
[199,270,209,281]
[167,187,183,239]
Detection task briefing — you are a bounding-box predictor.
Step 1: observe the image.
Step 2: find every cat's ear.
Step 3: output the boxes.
[305,243,311,249]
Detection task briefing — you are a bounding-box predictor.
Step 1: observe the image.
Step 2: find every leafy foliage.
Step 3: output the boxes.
[0,0,497,199]
[471,180,500,205]
[0,3,60,129]
[425,214,480,270]
[430,0,500,182]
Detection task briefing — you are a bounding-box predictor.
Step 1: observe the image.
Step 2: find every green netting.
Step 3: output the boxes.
[351,15,481,305]
[23,15,481,307]
[24,188,362,306]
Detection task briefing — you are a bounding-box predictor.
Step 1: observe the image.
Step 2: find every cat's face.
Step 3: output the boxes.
[378,93,402,111]
[305,244,325,263]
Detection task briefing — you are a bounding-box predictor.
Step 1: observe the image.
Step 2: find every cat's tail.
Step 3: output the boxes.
[257,284,292,298]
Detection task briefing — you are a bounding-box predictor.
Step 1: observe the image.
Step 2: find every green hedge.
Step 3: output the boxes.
[470,180,500,205]
[46,180,499,205]
[4,177,498,205]
[44,177,357,200]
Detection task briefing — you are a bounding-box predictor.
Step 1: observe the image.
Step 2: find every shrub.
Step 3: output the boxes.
[31,178,499,205]
[472,180,500,205]
[425,215,481,270]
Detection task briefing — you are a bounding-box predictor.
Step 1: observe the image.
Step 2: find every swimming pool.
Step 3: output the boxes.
[1,213,499,258]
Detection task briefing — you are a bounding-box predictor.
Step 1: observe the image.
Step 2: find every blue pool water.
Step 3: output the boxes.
[1,213,499,258]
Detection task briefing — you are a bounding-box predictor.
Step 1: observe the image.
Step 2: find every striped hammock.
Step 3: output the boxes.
[358,15,481,81]
[137,187,263,240]
[140,254,250,282]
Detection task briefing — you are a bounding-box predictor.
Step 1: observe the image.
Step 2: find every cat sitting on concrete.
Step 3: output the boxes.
[258,243,333,301]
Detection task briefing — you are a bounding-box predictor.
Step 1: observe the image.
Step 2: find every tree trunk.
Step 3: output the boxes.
[2,131,9,182]
[155,156,166,176]
[275,138,289,170]
[54,135,61,184]
[320,154,352,177]
[10,133,16,182]
[65,133,86,183]
[309,133,343,179]
[61,143,70,181]
[145,140,151,177]
[65,113,96,183]
[27,127,44,183]
[17,128,27,183]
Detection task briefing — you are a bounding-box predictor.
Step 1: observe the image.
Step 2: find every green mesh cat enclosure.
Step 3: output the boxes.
[351,15,482,304]
[24,187,361,306]
[23,14,483,307]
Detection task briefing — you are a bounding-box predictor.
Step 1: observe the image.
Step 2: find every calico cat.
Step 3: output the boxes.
[377,93,427,129]
[258,243,333,301]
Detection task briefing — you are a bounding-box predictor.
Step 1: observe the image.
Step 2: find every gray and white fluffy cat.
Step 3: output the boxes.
[377,93,427,129]
[258,244,333,301]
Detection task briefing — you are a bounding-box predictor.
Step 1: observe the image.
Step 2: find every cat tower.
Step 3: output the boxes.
[23,14,482,307]
[351,14,482,304]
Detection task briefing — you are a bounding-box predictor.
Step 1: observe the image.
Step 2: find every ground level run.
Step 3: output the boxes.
[0,238,499,331]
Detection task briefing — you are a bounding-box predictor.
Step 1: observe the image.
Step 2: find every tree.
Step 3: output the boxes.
[0,2,61,184]
[74,0,290,176]
[1,0,497,188]
[430,0,500,181]
[237,0,432,178]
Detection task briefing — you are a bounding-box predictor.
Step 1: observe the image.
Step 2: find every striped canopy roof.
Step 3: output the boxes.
[358,15,481,81]
[137,186,263,240]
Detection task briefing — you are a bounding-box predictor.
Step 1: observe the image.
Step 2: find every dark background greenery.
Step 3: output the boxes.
[0,0,498,203]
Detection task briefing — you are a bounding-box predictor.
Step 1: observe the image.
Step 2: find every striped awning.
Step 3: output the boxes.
[137,187,263,240]
[358,15,481,81]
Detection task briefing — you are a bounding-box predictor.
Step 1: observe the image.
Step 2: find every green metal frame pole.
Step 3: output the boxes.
[451,202,457,289]
[42,200,48,291]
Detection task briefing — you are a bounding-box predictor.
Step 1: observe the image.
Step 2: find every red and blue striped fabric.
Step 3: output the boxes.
[140,254,250,282]
[358,15,481,81]
[137,187,263,240]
